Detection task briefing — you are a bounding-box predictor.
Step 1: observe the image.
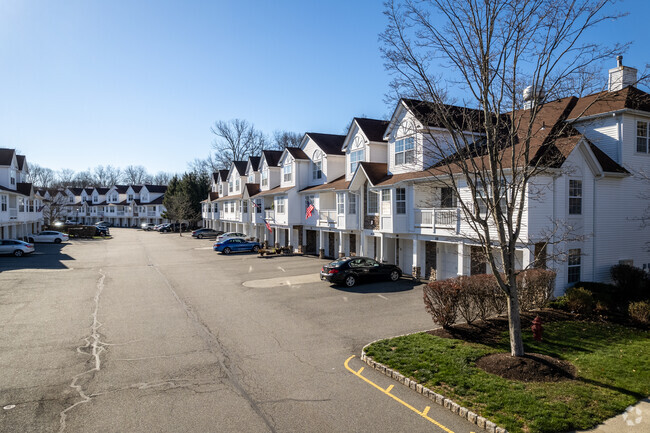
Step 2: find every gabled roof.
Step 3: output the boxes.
[299,175,350,193]
[305,133,346,155]
[261,150,284,167]
[94,187,110,195]
[355,118,389,142]
[67,187,84,196]
[16,182,33,197]
[215,193,243,202]
[212,172,220,183]
[218,169,229,181]
[114,185,129,194]
[248,156,261,171]
[285,147,309,160]
[357,162,390,186]
[568,86,650,120]
[243,183,260,198]
[147,195,165,205]
[84,188,94,195]
[16,155,26,170]
[0,148,15,166]
[143,184,167,193]
[232,161,248,176]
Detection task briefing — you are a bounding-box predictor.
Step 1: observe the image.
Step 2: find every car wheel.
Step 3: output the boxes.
[344,275,356,287]
[252,245,259,252]
[54,238,62,244]
[389,270,400,282]
[223,247,231,255]
[197,234,203,239]
[14,249,24,257]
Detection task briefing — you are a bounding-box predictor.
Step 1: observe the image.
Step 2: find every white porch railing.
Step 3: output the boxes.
[318,209,337,227]
[9,209,17,218]
[147,211,156,216]
[414,208,458,230]
[264,210,275,222]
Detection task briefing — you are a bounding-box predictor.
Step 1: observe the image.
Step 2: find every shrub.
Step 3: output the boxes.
[565,286,595,314]
[463,275,494,321]
[456,276,479,324]
[628,301,650,324]
[423,279,460,329]
[546,296,569,311]
[517,268,557,311]
[610,264,649,301]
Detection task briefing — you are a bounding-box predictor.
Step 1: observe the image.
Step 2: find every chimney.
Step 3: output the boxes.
[523,86,545,110]
[608,55,637,92]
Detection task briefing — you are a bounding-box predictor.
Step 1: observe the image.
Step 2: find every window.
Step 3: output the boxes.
[242,200,248,213]
[93,195,98,203]
[349,149,364,174]
[440,187,457,208]
[367,189,378,214]
[261,170,268,186]
[10,170,15,185]
[381,189,391,214]
[283,164,292,182]
[568,249,581,283]
[248,173,254,183]
[228,181,233,193]
[637,121,649,153]
[276,197,285,213]
[255,200,262,213]
[337,193,345,214]
[1,195,7,211]
[475,181,488,214]
[18,197,25,212]
[471,247,487,275]
[312,161,322,180]
[394,137,415,165]
[235,179,240,190]
[569,180,582,215]
[29,200,34,212]
[395,188,406,214]
[218,184,223,194]
[349,193,357,214]
[127,194,134,202]
[69,196,74,203]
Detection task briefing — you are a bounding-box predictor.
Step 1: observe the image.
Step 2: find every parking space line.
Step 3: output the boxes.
[344,355,455,433]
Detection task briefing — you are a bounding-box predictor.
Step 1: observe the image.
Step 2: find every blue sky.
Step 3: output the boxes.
[0,0,648,175]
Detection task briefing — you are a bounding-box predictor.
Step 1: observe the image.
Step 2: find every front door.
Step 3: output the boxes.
[306,230,317,254]
[425,241,437,279]
[328,232,335,258]
[349,234,356,255]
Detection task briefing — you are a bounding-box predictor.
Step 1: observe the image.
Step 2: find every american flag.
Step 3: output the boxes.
[251,200,260,209]
[264,219,272,233]
[305,201,314,219]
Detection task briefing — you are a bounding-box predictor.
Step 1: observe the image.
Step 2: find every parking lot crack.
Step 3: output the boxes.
[58,269,107,433]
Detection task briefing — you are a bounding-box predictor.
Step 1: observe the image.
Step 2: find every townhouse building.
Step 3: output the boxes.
[202,60,650,294]
[0,149,43,239]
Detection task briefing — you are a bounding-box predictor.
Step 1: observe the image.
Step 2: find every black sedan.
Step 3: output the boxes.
[191,228,223,239]
[320,256,402,287]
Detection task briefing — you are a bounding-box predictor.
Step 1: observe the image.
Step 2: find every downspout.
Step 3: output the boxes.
[593,171,604,281]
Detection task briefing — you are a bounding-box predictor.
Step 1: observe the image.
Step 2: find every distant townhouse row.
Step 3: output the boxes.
[37,184,168,227]
[203,61,650,294]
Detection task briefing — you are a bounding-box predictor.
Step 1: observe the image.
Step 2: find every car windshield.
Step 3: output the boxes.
[328,260,347,268]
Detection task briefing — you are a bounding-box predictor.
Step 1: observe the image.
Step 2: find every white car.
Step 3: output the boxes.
[216,232,247,242]
[28,231,69,244]
[141,223,156,231]
[0,239,34,257]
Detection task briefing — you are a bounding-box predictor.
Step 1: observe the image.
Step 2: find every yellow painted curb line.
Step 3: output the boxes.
[345,355,456,433]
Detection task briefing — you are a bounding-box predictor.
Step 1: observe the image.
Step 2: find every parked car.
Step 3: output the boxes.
[64,220,78,225]
[95,226,110,237]
[160,222,188,233]
[95,221,113,227]
[28,231,69,244]
[216,232,247,242]
[157,223,172,232]
[320,257,402,288]
[0,239,34,257]
[191,228,223,239]
[213,238,261,255]
[141,223,156,231]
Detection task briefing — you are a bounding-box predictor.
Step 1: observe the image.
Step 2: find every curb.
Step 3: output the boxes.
[360,342,509,433]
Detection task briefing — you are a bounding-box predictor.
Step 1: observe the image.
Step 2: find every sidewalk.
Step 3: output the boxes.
[575,398,649,432]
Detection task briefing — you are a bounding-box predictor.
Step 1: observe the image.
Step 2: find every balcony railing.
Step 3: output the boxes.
[264,210,275,222]
[147,211,156,216]
[318,209,337,226]
[414,208,458,230]
[9,208,18,218]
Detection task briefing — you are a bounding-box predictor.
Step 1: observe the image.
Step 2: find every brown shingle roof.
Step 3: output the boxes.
[253,185,294,197]
[244,183,260,198]
[214,194,243,202]
[358,162,389,186]
[286,147,309,160]
[568,86,650,119]
[299,175,350,192]
[355,118,389,142]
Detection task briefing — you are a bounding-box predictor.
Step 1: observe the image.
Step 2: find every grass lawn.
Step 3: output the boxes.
[364,321,649,433]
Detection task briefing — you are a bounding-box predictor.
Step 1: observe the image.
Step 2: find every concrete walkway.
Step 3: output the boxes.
[574,398,649,432]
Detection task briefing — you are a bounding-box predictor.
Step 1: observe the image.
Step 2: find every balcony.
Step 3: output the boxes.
[317,209,337,227]
[264,210,275,222]
[414,208,459,233]
[147,211,156,216]
[116,211,125,216]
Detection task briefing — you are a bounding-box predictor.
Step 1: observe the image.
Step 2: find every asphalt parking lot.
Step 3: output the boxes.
[0,228,479,433]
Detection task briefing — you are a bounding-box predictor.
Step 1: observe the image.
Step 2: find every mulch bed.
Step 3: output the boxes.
[428,309,578,382]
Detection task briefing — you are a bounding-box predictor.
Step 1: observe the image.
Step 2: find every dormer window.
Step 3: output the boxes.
[127,194,134,202]
[228,181,233,193]
[218,184,223,194]
[283,164,292,182]
[637,121,649,153]
[93,196,98,203]
[350,149,364,174]
[69,196,74,203]
[235,179,240,190]
[312,161,322,180]
[261,169,268,186]
[395,137,415,165]
[248,173,254,183]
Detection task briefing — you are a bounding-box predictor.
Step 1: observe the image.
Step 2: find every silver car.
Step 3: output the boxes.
[28,231,69,244]
[0,239,35,257]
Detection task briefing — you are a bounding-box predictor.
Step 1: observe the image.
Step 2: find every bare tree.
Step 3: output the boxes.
[151,171,174,185]
[42,193,68,225]
[74,170,96,187]
[211,119,266,169]
[28,164,56,188]
[272,130,302,150]
[104,165,123,187]
[123,165,151,185]
[382,0,624,356]
[187,155,219,179]
[55,169,76,188]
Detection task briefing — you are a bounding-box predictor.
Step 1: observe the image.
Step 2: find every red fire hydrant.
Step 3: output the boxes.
[531,316,543,342]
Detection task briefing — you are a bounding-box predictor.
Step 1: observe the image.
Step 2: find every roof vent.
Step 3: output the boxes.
[523,86,545,109]
[608,55,637,92]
